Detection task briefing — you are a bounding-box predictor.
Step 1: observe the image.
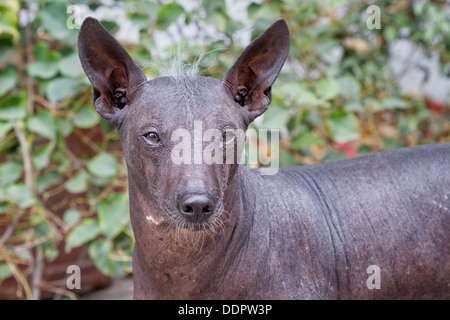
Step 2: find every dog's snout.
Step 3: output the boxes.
[178,194,215,223]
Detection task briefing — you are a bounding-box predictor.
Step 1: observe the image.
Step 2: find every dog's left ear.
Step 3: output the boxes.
[222,19,290,123]
[78,17,147,122]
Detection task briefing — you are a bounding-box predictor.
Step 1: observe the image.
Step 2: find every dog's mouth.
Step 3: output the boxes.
[167,210,222,232]
[161,200,228,232]
[150,200,229,250]
[176,219,217,232]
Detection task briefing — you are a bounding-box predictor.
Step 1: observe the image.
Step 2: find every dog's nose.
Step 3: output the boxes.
[178,194,215,223]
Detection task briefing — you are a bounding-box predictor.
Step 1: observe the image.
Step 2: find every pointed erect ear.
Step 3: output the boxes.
[78,17,147,122]
[222,19,290,123]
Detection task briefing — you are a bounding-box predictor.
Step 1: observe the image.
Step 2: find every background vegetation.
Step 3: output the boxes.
[0,0,448,299]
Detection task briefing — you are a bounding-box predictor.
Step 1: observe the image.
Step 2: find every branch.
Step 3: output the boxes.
[25,14,34,115]
[31,245,44,300]
[14,121,34,191]
[0,122,34,248]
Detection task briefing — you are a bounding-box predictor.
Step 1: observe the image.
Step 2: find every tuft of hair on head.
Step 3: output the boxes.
[158,42,207,78]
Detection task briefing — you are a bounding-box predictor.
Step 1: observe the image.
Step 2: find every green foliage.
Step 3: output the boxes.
[0,0,448,299]
[66,218,101,252]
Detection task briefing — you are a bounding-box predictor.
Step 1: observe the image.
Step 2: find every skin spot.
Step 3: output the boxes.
[164,272,172,283]
[146,214,161,225]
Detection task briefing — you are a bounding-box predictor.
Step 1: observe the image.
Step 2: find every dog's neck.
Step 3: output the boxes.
[128,167,251,299]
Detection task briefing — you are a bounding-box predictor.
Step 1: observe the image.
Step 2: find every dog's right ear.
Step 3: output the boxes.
[78,17,147,122]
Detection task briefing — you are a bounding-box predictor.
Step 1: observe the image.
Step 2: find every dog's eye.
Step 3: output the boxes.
[143,132,160,144]
[222,131,236,144]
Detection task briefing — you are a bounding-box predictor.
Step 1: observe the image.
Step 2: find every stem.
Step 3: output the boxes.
[25,8,34,115]
[5,258,32,300]
[14,121,34,192]
[31,245,44,300]
[13,116,40,299]
[0,209,23,249]
[0,122,35,248]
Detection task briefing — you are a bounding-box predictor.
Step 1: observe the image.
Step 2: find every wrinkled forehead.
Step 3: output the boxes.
[129,76,243,129]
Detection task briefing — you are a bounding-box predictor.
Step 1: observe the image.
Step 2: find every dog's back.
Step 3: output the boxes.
[234,143,449,299]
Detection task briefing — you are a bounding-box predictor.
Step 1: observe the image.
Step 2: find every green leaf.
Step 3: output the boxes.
[344,100,364,112]
[0,121,13,140]
[292,131,324,150]
[0,93,26,120]
[323,150,347,162]
[0,6,19,41]
[277,82,307,103]
[330,0,347,9]
[316,78,340,100]
[337,76,361,100]
[98,193,130,238]
[0,162,22,186]
[381,97,409,110]
[157,3,185,29]
[33,41,51,61]
[262,103,290,129]
[46,77,82,103]
[36,170,62,193]
[384,26,397,42]
[204,12,227,33]
[325,112,360,143]
[38,2,77,44]
[382,138,406,150]
[0,42,14,66]
[364,97,382,111]
[27,110,56,140]
[56,117,73,137]
[44,245,59,262]
[0,263,12,280]
[296,91,320,107]
[87,153,118,179]
[6,184,34,209]
[201,0,228,32]
[63,208,82,226]
[202,0,226,15]
[0,67,17,96]
[357,144,373,156]
[138,0,160,18]
[32,142,55,170]
[279,149,299,168]
[58,53,84,78]
[65,171,88,194]
[66,218,100,252]
[72,106,100,128]
[27,60,59,79]
[35,221,53,239]
[315,39,339,59]
[88,239,115,276]
[248,4,281,36]
[17,249,32,262]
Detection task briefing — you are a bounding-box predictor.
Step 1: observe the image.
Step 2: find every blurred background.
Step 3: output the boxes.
[0,0,449,299]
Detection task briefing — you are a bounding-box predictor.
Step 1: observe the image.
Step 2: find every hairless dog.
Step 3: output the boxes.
[78,17,449,299]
